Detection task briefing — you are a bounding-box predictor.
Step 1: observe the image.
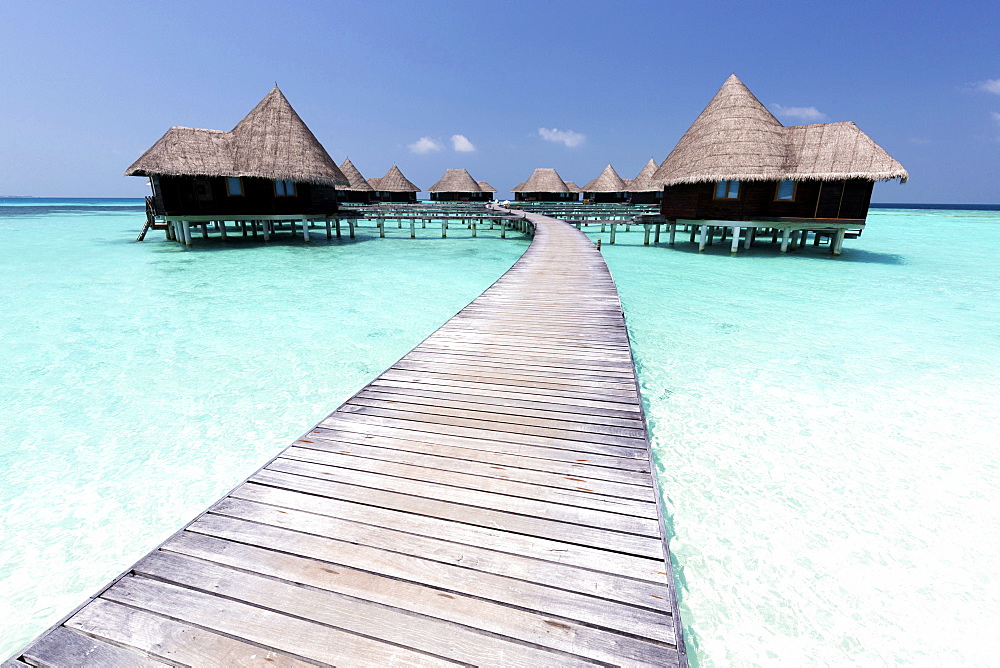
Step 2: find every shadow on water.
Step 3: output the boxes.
[605,238,907,265]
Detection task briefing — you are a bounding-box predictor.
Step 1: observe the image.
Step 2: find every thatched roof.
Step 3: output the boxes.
[653,74,908,186]
[582,164,628,192]
[428,168,482,193]
[374,164,420,192]
[564,181,581,193]
[126,87,349,186]
[476,180,497,193]
[339,157,374,191]
[629,158,662,191]
[512,168,570,193]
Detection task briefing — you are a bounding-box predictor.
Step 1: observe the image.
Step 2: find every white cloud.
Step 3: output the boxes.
[538,127,586,147]
[991,111,1000,124]
[451,134,475,152]
[771,104,828,122]
[976,79,1000,94]
[409,136,444,154]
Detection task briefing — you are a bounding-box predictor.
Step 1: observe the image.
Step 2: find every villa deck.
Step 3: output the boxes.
[8,212,687,667]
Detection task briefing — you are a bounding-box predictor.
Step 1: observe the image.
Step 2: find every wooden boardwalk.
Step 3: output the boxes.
[8,211,687,667]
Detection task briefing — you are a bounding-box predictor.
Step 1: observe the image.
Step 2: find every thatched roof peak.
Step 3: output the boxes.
[564,181,581,193]
[126,87,348,186]
[476,180,497,193]
[582,164,628,192]
[512,168,570,193]
[653,74,907,185]
[428,168,482,193]
[630,158,662,191]
[375,164,420,192]
[339,157,374,191]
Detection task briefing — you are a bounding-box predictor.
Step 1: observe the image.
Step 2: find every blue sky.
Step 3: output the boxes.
[1,0,997,203]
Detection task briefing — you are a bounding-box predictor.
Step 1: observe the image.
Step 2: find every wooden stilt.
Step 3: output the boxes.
[730,226,740,254]
[780,228,791,252]
[643,225,650,245]
[442,221,447,238]
[472,222,477,237]
[219,222,228,240]
[201,223,209,239]
[182,220,192,246]
[609,223,617,244]
[262,220,270,242]
[410,220,415,238]
[379,221,385,238]
[698,224,708,252]
[302,219,310,243]
[832,228,846,256]
[668,223,677,246]
[654,225,661,244]
[744,228,753,250]
[772,229,779,243]
[348,220,355,239]
[689,226,697,243]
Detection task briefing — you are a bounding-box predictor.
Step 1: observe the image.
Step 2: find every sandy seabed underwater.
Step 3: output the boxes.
[1,200,998,665]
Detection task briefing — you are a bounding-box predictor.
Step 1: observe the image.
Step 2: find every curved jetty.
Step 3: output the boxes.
[10,212,687,667]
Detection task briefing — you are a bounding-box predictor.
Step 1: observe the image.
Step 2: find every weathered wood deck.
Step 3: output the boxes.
[8,212,687,667]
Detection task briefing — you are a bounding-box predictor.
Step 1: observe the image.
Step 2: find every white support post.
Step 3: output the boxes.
[410,220,415,238]
[744,227,753,250]
[441,220,447,238]
[669,223,677,246]
[643,224,650,245]
[472,222,477,237]
[182,220,192,246]
[379,221,385,238]
[302,219,310,243]
[654,224,661,244]
[348,220,355,239]
[832,228,846,256]
[731,226,740,254]
[610,223,617,244]
[698,224,708,252]
[780,228,792,252]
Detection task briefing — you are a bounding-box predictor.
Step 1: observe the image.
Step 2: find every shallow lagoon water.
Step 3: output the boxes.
[2,201,999,664]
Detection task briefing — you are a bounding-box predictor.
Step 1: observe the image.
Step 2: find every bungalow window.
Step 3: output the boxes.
[226,177,244,197]
[714,180,740,199]
[775,180,796,201]
[274,179,296,197]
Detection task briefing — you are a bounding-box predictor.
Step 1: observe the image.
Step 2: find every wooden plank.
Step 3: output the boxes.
[66,598,316,667]
[304,427,656,488]
[282,444,658,514]
[321,413,649,458]
[251,466,665,557]
[102,575,461,667]
[163,531,678,663]
[227,484,666,575]
[20,626,167,667]
[132,551,602,667]
[269,455,660,531]
[197,500,674,609]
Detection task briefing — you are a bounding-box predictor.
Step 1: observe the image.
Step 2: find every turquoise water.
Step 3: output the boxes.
[2,202,998,664]
[0,201,529,656]
[581,211,1000,665]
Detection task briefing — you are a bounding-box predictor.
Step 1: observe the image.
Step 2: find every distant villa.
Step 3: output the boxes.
[653,74,908,223]
[125,87,348,218]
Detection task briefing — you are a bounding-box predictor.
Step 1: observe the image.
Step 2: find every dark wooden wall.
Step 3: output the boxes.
[372,192,418,203]
[430,192,492,201]
[660,179,874,221]
[152,176,339,216]
[583,192,629,204]
[514,192,579,202]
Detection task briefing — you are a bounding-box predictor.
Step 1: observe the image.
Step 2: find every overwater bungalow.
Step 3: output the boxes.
[476,181,498,199]
[654,75,907,233]
[126,87,348,218]
[563,181,582,202]
[582,164,630,203]
[627,158,663,204]
[427,168,490,201]
[369,164,420,202]
[337,157,375,203]
[512,168,575,202]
